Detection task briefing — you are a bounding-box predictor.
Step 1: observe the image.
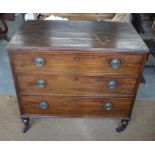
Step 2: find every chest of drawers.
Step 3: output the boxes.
[8,20,148,133]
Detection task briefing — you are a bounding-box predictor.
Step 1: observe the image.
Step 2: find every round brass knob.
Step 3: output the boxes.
[107,80,117,89]
[110,58,121,68]
[33,57,45,67]
[39,101,48,109]
[104,103,113,110]
[36,79,46,88]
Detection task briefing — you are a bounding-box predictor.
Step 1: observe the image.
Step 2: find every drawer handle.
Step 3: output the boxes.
[104,103,113,110]
[33,57,45,67]
[39,101,48,109]
[74,57,80,61]
[110,58,121,68]
[36,79,46,88]
[107,80,117,89]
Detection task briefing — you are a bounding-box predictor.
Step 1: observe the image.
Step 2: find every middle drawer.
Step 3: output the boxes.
[16,75,137,96]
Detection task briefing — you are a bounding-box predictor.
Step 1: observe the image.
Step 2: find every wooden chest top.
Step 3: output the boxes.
[8,20,148,52]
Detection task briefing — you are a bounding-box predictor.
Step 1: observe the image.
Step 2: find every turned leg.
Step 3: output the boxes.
[22,118,30,133]
[116,119,130,133]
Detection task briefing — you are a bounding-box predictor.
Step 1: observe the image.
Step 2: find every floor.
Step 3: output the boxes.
[0,14,23,95]
[0,95,155,140]
[0,14,155,140]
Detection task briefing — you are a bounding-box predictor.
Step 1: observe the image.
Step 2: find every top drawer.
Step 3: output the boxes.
[11,53,144,76]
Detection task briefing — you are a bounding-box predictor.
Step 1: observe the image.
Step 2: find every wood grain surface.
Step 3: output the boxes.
[16,74,137,96]
[8,20,148,52]
[19,95,134,117]
[12,53,144,76]
[8,20,148,119]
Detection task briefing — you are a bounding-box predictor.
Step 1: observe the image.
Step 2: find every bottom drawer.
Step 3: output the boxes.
[19,96,134,117]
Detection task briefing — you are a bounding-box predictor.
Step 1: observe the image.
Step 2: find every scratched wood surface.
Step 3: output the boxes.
[8,20,148,52]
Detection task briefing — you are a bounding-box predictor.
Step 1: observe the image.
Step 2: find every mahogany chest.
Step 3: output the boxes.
[8,20,148,133]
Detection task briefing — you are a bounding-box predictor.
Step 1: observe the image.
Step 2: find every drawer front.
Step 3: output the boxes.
[20,96,133,117]
[16,75,137,96]
[12,53,144,76]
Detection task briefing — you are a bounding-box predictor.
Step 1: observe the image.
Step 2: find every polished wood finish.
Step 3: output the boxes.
[8,20,148,52]
[16,74,137,96]
[20,96,134,117]
[12,53,144,76]
[8,20,148,132]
